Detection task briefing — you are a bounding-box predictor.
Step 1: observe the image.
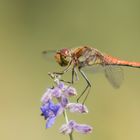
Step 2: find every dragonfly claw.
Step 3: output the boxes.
[48,72,61,81]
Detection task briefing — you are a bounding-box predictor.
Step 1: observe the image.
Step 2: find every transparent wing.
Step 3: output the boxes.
[83,65,124,88]
[83,64,106,73]
[104,65,124,88]
[42,50,56,62]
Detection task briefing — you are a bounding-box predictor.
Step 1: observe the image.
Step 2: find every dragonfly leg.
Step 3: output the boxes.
[53,60,72,75]
[74,68,79,81]
[72,66,79,84]
[60,65,78,84]
[71,66,75,84]
[48,72,72,84]
[82,86,91,104]
[59,73,74,84]
[77,84,89,103]
[77,68,91,104]
[60,79,72,84]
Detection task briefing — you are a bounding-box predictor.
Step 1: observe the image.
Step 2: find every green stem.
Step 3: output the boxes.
[63,110,74,140]
[69,133,73,140]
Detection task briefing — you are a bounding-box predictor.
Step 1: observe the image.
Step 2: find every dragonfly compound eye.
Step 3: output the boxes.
[60,48,70,56]
[55,52,70,67]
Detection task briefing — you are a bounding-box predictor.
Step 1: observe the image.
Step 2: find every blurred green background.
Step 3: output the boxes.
[1,0,140,140]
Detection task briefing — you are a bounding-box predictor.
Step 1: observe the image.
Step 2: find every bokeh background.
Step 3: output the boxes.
[1,0,140,140]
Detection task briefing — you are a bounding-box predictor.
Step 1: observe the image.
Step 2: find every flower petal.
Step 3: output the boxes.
[40,103,50,119]
[67,103,88,113]
[46,116,56,128]
[61,95,69,107]
[58,82,65,89]
[56,105,64,116]
[41,88,53,104]
[74,123,93,134]
[41,100,61,126]
[59,120,92,134]
[59,124,73,134]
[64,87,77,97]
[52,87,62,98]
[48,100,61,116]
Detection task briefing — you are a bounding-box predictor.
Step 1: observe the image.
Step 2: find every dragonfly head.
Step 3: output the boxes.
[55,48,71,67]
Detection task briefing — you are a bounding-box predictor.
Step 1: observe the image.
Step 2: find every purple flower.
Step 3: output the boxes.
[59,123,73,134]
[60,95,69,108]
[64,86,77,97]
[60,120,93,134]
[58,82,65,89]
[74,123,93,134]
[40,100,62,128]
[55,82,77,97]
[41,88,53,104]
[41,87,62,104]
[41,82,77,105]
[66,103,88,113]
[52,87,62,98]
[40,81,93,136]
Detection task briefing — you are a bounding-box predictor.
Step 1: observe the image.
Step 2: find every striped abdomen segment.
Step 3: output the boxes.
[104,55,140,68]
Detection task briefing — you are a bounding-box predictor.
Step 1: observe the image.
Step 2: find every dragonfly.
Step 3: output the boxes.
[43,46,140,103]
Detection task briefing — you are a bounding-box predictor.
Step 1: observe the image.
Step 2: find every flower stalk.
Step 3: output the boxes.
[63,110,74,140]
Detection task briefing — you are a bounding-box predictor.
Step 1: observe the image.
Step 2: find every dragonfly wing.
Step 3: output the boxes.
[42,50,57,62]
[104,65,124,88]
[83,64,106,73]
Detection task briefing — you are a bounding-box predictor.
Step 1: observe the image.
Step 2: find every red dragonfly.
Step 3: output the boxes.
[43,46,140,103]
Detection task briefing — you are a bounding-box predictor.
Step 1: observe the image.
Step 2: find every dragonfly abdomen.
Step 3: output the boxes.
[115,60,140,68]
[104,55,140,68]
